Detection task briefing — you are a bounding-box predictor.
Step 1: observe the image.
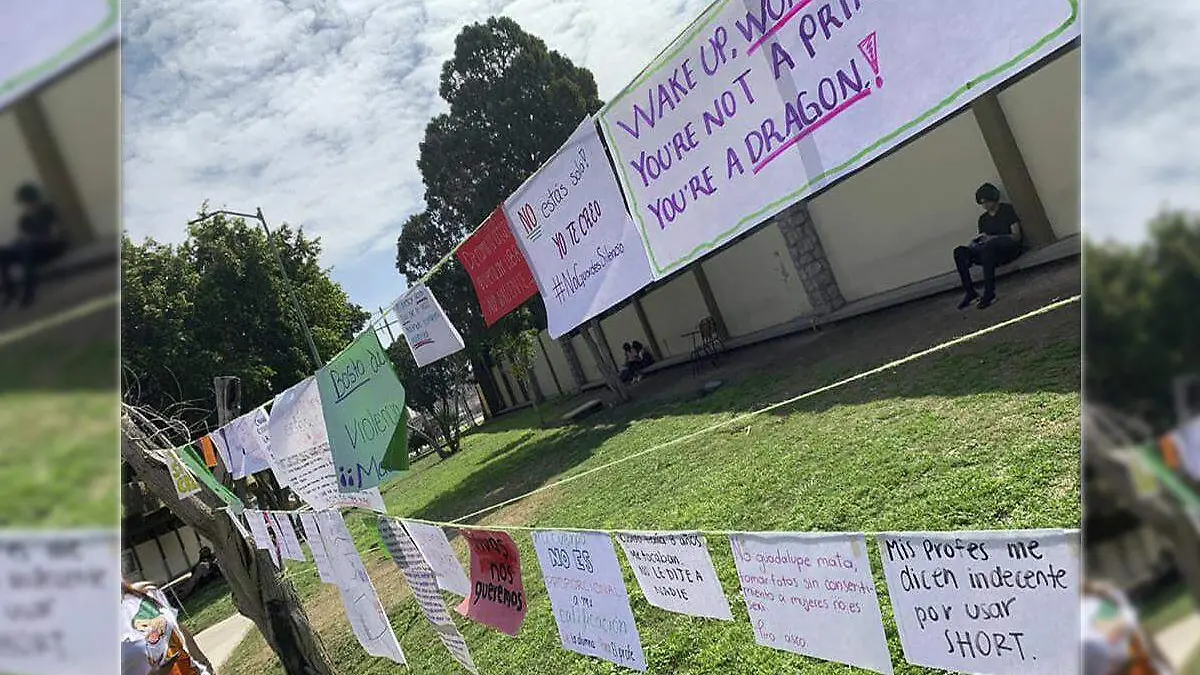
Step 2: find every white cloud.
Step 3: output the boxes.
[122,0,709,312]
[1084,2,1200,244]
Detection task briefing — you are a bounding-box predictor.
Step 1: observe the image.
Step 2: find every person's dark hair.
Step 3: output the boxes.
[622,342,632,352]
[15,183,41,205]
[631,341,644,351]
[974,182,1001,204]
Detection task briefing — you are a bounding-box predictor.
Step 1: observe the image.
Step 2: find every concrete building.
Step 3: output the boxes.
[492,43,1081,409]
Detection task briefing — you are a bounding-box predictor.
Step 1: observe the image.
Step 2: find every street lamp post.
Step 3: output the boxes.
[188,208,324,368]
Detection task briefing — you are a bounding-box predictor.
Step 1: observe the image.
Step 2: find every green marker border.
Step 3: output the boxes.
[599,0,1080,277]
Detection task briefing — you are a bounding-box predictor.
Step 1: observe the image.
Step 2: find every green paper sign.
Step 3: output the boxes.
[317,330,409,492]
[177,444,244,514]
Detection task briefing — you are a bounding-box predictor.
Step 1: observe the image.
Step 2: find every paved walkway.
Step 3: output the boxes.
[1155,612,1200,670]
[195,613,256,673]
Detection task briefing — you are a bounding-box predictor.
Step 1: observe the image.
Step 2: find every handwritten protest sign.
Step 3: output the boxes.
[228,512,253,545]
[165,448,201,499]
[220,406,273,479]
[503,117,655,338]
[176,444,244,514]
[533,530,647,671]
[877,530,1080,675]
[394,283,465,367]
[297,512,338,585]
[400,519,471,597]
[319,511,406,664]
[246,509,281,567]
[268,377,387,512]
[379,519,479,674]
[455,529,528,636]
[599,1,1079,276]
[730,532,892,674]
[271,513,308,562]
[457,207,539,327]
[317,331,409,490]
[0,530,118,675]
[616,531,732,620]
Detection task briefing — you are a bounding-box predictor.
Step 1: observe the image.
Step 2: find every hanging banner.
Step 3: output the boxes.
[220,406,273,479]
[1167,418,1200,480]
[0,0,117,115]
[457,207,539,327]
[502,117,655,338]
[197,435,220,468]
[228,512,254,544]
[176,444,245,514]
[0,530,120,675]
[319,511,407,665]
[394,283,466,367]
[399,519,472,597]
[378,519,480,674]
[271,513,308,562]
[268,377,387,512]
[245,510,280,568]
[297,511,338,585]
[165,449,201,499]
[729,532,893,674]
[317,330,409,491]
[877,529,1080,675]
[615,531,733,620]
[532,530,648,671]
[455,529,528,636]
[598,0,1079,277]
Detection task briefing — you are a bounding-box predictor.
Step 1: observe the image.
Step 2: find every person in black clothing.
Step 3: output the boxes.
[0,183,68,306]
[953,182,1023,310]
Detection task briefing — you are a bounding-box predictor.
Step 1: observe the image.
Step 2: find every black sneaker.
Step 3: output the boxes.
[977,294,997,309]
[958,293,979,310]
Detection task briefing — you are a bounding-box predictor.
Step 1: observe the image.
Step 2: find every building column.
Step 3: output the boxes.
[559,336,588,391]
[631,295,663,361]
[971,92,1056,248]
[13,95,95,244]
[691,265,729,339]
[776,201,846,315]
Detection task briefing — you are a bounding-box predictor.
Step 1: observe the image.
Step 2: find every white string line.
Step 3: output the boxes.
[261,293,1080,584]
[447,294,1082,524]
[0,293,117,349]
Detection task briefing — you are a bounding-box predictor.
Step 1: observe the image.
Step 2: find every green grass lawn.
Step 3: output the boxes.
[0,324,118,527]
[223,306,1081,675]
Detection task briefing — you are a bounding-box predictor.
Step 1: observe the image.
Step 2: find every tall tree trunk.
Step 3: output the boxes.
[121,407,334,675]
[581,321,629,403]
[470,351,503,418]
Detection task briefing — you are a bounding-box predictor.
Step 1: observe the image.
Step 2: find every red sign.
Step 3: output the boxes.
[457,208,538,326]
[455,529,527,636]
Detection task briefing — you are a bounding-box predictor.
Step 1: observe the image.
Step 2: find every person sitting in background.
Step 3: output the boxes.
[0,183,68,307]
[121,579,213,675]
[952,182,1023,310]
[619,342,639,383]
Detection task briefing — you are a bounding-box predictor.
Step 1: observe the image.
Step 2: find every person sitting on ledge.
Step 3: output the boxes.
[0,183,68,307]
[953,182,1023,310]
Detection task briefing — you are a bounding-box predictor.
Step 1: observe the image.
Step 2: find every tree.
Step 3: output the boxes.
[396,16,603,414]
[122,210,371,429]
[495,328,546,422]
[386,341,472,458]
[1085,211,1200,428]
[122,406,334,675]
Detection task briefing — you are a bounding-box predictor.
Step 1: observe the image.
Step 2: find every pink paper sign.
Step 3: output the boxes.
[455,529,527,636]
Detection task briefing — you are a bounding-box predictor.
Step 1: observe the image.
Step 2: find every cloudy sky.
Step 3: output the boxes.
[122,1,1183,315]
[121,0,709,315]
[1085,2,1200,244]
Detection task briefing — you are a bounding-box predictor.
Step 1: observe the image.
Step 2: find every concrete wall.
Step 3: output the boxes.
[0,112,41,241]
[0,47,119,242]
[542,332,575,393]
[125,528,205,584]
[571,334,604,383]
[998,48,1081,238]
[600,304,648,362]
[639,272,709,359]
[530,334,563,397]
[702,224,812,336]
[807,112,1001,302]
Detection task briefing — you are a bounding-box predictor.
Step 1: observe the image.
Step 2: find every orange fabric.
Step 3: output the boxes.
[198,436,218,468]
[1160,435,1182,472]
[1126,633,1160,675]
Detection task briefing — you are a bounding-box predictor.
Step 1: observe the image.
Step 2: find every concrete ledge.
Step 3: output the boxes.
[25,238,119,283]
